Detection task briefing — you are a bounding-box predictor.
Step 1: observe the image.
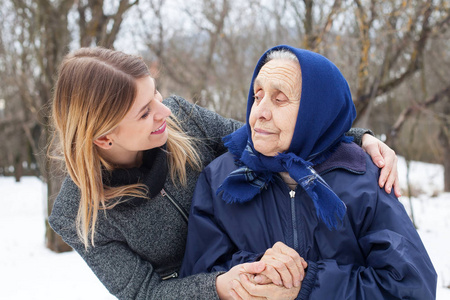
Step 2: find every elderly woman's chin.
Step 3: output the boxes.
[251,129,291,157]
[252,140,284,157]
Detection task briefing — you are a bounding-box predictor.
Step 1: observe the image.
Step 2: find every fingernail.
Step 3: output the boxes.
[295,280,301,287]
[387,188,391,193]
[378,160,384,167]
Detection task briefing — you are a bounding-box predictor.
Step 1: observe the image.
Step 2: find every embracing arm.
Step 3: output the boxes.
[49,214,221,300]
[347,128,400,197]
[164,95,242,157]
[48,180,220,300]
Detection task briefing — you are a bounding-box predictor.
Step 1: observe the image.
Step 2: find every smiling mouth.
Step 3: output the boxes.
[151,121,166,134]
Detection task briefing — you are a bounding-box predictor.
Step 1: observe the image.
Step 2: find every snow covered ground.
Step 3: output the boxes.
[0,157,449,299]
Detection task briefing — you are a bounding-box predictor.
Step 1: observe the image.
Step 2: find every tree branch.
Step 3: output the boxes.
[388,84,450,142]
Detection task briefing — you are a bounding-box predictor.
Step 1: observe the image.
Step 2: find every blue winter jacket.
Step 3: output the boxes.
[180,142,437,299]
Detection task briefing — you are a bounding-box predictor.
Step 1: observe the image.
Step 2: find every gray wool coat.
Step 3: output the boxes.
[49,95,368,300]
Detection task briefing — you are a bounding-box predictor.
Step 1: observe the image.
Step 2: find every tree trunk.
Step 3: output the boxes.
[438,124,450,192]
[406,160,417,228]
[45,150,71,252]
[444,150,450,192]
[14,154,23,182]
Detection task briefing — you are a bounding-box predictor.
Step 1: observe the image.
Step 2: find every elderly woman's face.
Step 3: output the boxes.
[249,59,301,156]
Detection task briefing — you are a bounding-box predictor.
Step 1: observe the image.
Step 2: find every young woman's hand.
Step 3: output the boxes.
[216,261,266,300]
[361,134,401,197]
[230,274,300,300]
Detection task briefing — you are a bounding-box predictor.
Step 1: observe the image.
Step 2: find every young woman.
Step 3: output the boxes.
[48,47,400,299]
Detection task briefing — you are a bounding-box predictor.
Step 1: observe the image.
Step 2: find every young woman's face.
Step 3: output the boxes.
[109,76,171,152]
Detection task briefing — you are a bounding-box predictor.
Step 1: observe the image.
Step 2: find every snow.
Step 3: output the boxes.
[0,157,449,299]
[0,177,115,300]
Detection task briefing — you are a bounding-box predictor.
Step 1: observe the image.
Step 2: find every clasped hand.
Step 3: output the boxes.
[216,242,307,300]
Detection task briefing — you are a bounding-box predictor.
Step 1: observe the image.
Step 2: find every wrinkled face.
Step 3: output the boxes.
[249,59,302,157]
[109,76,171,152]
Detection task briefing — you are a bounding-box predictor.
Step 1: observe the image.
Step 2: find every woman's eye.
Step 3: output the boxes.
[141,108,150,119]
[275,92,289,104]
[253,90,264,102]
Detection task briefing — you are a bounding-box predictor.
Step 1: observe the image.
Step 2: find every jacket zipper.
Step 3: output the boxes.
[290,189,299,251]
[161,271,178,280]
[160,188,189,224]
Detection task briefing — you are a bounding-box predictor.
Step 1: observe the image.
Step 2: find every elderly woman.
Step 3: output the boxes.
[180,45,436,299]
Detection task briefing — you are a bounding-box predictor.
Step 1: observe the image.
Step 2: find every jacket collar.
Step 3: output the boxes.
[314,142,366,176]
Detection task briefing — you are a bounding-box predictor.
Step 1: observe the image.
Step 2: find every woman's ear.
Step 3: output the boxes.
[93,135,113,149]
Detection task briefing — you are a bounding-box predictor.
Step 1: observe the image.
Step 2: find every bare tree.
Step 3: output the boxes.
[0,0,74,252]
[289,0,344,50]
[387,85,450,144]
[352,0,450,125]
[142,0,231,106]
[78,0,139,48]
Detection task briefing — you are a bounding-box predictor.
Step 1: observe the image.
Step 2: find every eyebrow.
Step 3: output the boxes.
[254,78,262,89]
[254,78,285,92]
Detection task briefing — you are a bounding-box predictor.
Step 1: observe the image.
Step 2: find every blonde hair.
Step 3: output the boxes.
[51,47,201,248]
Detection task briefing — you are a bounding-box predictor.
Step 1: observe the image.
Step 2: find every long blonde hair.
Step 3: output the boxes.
[51,47,201,248]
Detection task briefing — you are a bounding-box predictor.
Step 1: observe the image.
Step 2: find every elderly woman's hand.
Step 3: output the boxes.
[254,242,307,289]
[361,134,401,197]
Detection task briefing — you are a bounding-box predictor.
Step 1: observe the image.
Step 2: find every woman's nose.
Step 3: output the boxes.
[154,101,171,120]
[254,97,272,120]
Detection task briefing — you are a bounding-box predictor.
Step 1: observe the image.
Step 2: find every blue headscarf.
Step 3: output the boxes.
[217,45,357,230]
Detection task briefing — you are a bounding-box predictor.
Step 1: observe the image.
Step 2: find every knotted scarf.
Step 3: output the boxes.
[217,45,356,230]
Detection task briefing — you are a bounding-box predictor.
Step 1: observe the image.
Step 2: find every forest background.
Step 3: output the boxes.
[0,0,449,252]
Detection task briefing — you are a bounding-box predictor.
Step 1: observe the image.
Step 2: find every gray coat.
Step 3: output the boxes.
[49,95,368,299]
